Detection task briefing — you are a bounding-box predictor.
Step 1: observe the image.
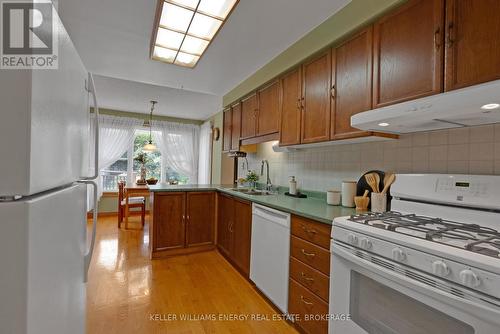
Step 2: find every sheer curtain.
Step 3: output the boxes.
[197,121,212,184]
[90,114,143,198]
[152,121,200,183]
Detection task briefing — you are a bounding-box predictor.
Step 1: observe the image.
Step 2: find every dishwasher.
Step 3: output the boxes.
[250,203,291,313]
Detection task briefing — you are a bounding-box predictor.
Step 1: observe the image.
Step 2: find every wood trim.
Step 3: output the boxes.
[152,244,215,259]
[333,131,398,141]
[240,132,279,146]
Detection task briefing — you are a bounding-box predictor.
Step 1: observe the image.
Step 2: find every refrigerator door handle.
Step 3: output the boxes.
[81,72,99,180]
[79,180,98,282]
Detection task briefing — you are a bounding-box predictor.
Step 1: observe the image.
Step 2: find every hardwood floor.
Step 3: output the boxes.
[87,216,298,334]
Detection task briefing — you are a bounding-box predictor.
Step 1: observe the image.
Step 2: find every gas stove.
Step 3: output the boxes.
[330,174,500,334]
[347,211,500,258]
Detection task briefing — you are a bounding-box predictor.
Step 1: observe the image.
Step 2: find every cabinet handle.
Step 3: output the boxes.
[301,225,317,235]
[434,27,441,48]
[447,22,455,46]
[301,272,315,282]
[182,214,185,223]
[296,99,301,109]
[330,85,336,98]
[300,295,313,306]
[301,249,315,257]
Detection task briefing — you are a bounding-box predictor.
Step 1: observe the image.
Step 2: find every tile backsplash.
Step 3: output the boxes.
[237,124,500,192]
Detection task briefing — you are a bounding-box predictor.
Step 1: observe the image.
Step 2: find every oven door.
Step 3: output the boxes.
[329,241,500,334]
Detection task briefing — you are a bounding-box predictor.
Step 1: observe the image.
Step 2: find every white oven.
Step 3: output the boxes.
[329,238,500,334]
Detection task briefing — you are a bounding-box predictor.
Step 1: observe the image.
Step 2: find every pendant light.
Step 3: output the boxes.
[143,100,157,152]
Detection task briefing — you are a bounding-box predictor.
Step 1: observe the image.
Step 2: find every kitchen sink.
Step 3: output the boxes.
[229,188,273,196]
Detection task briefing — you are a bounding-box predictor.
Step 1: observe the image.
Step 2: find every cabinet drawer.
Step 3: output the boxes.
[291,215,331,249]
[289,278,328,334]
[290,257,329,302]
[291,236,330,275]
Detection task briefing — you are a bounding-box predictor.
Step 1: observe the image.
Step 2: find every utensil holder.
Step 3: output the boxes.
[354,196,370,211]
[371,193,387,213]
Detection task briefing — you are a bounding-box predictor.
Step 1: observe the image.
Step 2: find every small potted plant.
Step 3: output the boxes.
[134,153,148,185]
[245,170,259,190]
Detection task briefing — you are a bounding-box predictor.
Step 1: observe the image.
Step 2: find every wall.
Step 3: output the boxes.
[222,0,406,106]
[237,125,500,192]
[209,111,223,184]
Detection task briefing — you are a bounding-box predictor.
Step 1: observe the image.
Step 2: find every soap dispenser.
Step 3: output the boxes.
[289,176,297,195]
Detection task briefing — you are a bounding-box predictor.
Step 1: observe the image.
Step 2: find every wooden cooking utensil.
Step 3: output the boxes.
[365,173,379,193]
[381,173,396,194]
[373,173,381,192]
[363,190,369,197]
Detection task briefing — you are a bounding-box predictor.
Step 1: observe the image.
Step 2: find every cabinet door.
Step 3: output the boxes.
[257,81,280,136]
[231,198,252,276]
[241,94,257,139]
[445,0,500,91]
[217,193,234,256]
[331,27,373,139]
[301,51,331,144]
[373,0,444,108]
[153,192,186,251]
[222,108,231,152]
[186,192,215,247]
[230,103,241,151]
[279,68,302,146]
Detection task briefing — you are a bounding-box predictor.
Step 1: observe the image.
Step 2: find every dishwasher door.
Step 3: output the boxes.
[250,204,291,313]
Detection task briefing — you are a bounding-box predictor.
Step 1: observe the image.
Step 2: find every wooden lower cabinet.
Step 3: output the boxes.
[186,192,215,247]
[289,215,331,334]
[216,193,252,277]
[289,278,329,334]
[150,191,215,258]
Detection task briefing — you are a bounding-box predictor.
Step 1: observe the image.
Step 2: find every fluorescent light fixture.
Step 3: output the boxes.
[151,0,239,68]
[378,122,390,127]
[481,103,500,110]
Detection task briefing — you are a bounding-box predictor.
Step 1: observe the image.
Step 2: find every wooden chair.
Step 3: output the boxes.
[118,181,145,228]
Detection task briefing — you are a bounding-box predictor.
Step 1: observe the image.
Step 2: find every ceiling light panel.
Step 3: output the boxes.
[151,0,239,68]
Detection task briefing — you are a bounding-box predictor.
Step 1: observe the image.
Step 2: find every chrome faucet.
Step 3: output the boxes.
[260,160,272,191]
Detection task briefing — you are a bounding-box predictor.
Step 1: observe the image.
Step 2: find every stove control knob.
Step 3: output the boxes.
[347,234,358,245]
[459,269,480,288]
[360,238,372,250]
[392,248,406,262]
[432,261,449,277]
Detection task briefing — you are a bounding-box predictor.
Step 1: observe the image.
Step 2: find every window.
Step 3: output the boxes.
[151,0,239,68]
[100,128,190,191]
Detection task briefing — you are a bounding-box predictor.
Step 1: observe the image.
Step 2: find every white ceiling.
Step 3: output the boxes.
[59,0,350,119]
[93,75,221,120]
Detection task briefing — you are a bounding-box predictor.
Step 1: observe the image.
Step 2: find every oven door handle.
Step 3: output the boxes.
[332,242,500,320]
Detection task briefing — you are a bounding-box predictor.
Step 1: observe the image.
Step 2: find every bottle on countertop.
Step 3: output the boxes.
[289,176,297,195]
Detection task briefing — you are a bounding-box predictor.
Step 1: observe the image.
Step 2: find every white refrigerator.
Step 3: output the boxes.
[0,4,99,334]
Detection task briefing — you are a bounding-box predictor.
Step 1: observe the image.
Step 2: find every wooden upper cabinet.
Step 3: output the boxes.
[222,108,231,152]
[256,81,280,136]
[153,193,186,251]
[230,103,241,151]
[186,192,215,247]
[240,94,258,139]
[301,50,331,144]
[231,198,252,277]
[373,0,444,108]
[279,68,302,146]
[331,27,373,139]
[444,0,500,91]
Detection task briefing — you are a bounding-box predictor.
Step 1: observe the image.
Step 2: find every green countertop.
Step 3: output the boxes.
[148,184,357,224]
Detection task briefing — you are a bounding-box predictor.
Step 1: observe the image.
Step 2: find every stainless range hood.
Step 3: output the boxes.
[351,79,500,134]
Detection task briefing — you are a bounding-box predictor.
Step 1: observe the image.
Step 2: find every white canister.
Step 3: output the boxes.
[341,181,357,208]
[327,190,341,206]
[371,192,387,213]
